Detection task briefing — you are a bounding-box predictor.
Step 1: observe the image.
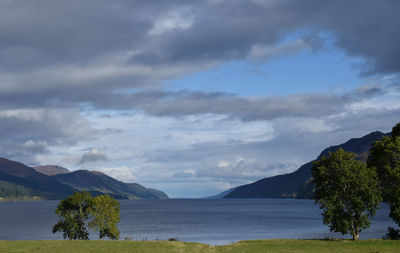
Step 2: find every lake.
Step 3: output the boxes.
[0,199,396,245]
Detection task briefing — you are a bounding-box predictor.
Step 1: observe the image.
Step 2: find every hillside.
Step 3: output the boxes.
[225,131,387,199]
[0,158,75,200]
[125,183,169,199]
[147,188,169,199]
[52,170,168,199]
[33,165,70,176]
[0,158,168,200]
[205,187,236,199]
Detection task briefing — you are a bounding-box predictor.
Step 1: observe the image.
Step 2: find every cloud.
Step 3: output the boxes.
[149,7,195,35]
[0,82,390,127]
[0,109,96,164]
[2,82,384,122]
[312,1,400,75]
[0,0,399,113]
[1,0,400,197]
[0,140,48,165]
[89,84,387,121]
[248,39,311,63]
[78,148,109,165]
[22,140,48,154]
[97,166,137,182]
[29,96,399,197]
[196,158,299,181]
[0,109,95,144]
[118,94,400,195]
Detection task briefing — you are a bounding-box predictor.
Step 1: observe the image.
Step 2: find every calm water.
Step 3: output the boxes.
[0,199,396,245]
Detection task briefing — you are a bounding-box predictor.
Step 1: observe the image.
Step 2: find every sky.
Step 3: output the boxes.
[0,0,399,198]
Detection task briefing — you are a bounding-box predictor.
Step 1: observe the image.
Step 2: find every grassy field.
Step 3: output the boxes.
[0,239,399,253]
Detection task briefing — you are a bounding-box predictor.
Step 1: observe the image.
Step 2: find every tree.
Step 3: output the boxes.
[367,122,400,238]
[89,194,120,240]
[312,148,381,240]
[52,191,94,240]
[392,123,400,138]
[52,192,120,240]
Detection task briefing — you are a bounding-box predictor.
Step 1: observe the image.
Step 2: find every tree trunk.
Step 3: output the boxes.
[351,221,359,240]
[352,231,359,240]
[353,226,359,240]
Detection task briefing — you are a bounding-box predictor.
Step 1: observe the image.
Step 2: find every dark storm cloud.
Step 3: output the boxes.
[0,0,399,113]
[0,0,152,71]
[311,0,400,75]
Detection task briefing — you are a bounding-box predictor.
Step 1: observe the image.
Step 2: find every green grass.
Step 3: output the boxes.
[0,239,399,253]
[216,239,400,253]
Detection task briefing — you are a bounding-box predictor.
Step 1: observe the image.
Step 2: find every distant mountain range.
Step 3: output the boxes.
[221,131,388,199]
[0,130,389,201]
[52,170,168,199]
[0,158,75,200]
[0,158,168,200]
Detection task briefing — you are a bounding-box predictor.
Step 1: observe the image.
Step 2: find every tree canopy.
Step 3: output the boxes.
[367,122,400,236]
[52,191,93,240]
[312,148,381,240]
[52,191,120,240]
[88,194,120,240]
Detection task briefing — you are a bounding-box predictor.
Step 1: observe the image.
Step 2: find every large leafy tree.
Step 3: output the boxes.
[367,123,400,230]
[52,191,94,240]
[52,192,120,240]
[312,148,381,240]
[89,194,120,240]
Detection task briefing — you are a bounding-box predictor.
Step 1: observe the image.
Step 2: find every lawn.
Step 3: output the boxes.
[0,239,399,253]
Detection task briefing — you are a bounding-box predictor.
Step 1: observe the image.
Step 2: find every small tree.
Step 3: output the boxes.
[367,122,400,238]
[89,194,120,240]
[312,148,381,240]
[52,192,120,240]
[52,191,94,240]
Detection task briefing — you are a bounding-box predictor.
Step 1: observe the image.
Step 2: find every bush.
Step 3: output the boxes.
[383,227,400,240]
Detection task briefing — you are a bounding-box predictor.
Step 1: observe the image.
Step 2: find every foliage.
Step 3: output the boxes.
[312,148,381,240]
[367,123,400,227]
[392,123,400,138]
[88,194,120,240]
[52,191,120,240]
[0,181,35,199]
[52,191,94,240]
[384,227,400,240]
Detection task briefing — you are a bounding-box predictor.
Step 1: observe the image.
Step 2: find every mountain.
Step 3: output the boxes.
[0,158,168,200]
[146,188,169,199]
[33,165,70,176]
[52,170,168,199]
[0,158,75,200]
[125,183,169,199]
[205,187,236,199]
[225,131,387,199]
